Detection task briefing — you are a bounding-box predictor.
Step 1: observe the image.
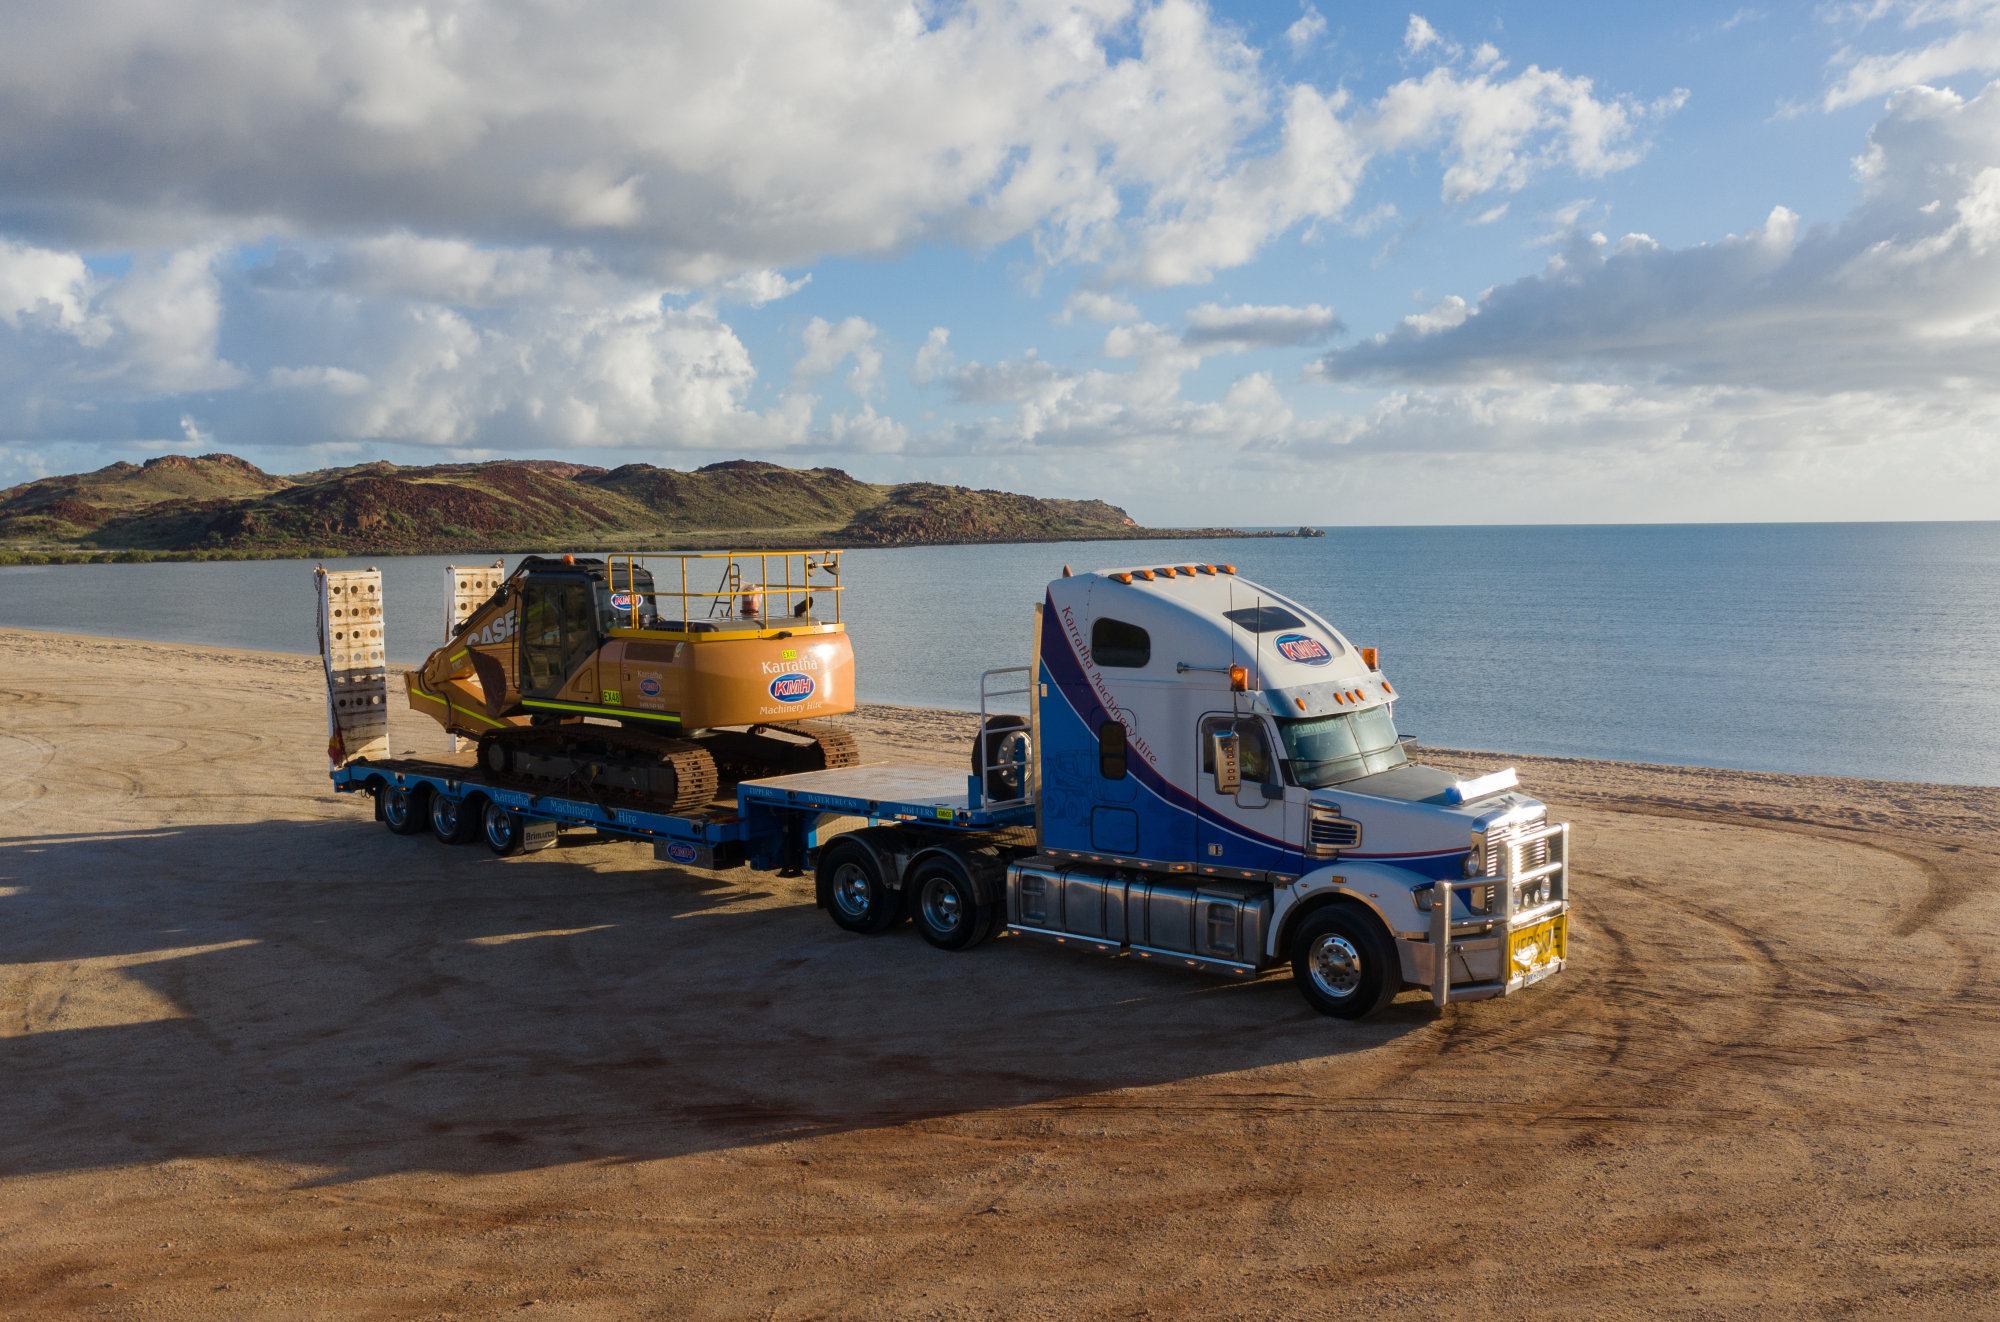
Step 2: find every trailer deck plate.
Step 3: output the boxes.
[738,764,1034,828]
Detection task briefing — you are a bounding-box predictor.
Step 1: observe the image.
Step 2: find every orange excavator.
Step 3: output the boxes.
[404,551,858,814]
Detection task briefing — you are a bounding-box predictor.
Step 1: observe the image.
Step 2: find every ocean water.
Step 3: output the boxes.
[2,523,1996,786]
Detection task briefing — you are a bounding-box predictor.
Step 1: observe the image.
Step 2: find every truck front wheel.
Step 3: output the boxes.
[817,838,901,935]
[1291,908,1400,1020]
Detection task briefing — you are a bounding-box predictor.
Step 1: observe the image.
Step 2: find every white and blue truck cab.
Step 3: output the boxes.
[996,561,1570,1018]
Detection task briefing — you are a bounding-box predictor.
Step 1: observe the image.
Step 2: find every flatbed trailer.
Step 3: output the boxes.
[331,755,1035,880]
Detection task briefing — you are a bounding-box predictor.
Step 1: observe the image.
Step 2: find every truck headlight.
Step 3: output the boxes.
[1413,886,1434,913]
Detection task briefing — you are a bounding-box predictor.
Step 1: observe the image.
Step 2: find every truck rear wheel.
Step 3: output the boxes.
[817,837,901,935]
[483,801,523,856]
[430,793,479,845]
[909,855,999,951]
[381,785,427,836]
[1291,907,1400,1020]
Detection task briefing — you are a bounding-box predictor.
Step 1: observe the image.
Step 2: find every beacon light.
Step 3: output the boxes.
[1229,665,1249,691]
[1361,647,1378,669]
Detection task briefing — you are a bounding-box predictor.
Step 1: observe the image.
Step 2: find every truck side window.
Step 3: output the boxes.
[1091,617,1150,667]
[1098,720,1128,779]
[1200,716,1275,785]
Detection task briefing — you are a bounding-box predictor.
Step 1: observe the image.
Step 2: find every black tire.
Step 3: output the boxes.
[816,837,902,934]
[382,784,428,836]
[483,801,523,856]
[430,793,479,845]
[970,714,1031,802]
[1291,906,1401,1020]
[908,855,1000,951]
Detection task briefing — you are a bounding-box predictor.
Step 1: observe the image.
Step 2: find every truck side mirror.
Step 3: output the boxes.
[1212,731,1241,794]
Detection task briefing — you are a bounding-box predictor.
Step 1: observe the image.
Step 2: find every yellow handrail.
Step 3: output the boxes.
[607,550,845,635]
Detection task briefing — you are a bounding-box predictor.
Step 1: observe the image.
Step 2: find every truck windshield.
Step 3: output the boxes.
[1274,707,1407,787]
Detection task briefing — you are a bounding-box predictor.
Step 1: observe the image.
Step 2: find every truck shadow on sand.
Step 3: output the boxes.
[1,816,1437,1183]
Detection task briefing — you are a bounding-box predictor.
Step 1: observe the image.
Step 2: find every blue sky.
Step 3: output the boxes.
[4,0,2000,525]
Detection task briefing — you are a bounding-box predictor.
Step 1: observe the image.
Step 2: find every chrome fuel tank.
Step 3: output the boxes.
[1006,857,1272,976]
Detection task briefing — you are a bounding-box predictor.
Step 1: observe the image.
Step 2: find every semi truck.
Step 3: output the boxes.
[317,553,1570,1019]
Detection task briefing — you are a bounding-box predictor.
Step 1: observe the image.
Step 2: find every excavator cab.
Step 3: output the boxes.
[404,551,858,813]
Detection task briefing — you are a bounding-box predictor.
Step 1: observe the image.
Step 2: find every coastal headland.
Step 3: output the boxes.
[2,627,1995,1317]
[0,454,1318,565]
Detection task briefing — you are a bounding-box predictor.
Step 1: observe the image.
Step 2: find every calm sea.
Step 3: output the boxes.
[2,523,1995,786]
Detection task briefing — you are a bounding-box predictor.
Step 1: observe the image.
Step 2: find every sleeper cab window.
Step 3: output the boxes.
[1098,720,1128,779]
[1091,617,1150,667]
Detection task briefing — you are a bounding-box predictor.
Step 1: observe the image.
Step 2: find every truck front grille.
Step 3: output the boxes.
[1469,813,1549,878]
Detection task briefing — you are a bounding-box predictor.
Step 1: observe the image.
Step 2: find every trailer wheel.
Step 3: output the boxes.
[817,837,901,934]
[430,793,479,845]
[908,855,1000,951]
[382,784,428,836]
[482,801,524,856]
[1291,907,1400,1020]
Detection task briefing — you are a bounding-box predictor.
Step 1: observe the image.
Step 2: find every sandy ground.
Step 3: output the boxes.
[1,626,1997,1320]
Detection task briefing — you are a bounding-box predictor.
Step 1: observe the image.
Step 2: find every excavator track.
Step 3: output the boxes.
[477,725,720,816]
[689,719,861,784]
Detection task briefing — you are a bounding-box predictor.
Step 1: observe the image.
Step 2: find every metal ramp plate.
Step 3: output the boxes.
[738,763,1030,826]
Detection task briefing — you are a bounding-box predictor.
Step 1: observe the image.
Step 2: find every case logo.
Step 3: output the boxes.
[1275,633,1332,666]
[664,841,698,865]
[769,673,816,703]
[639,677,660,697]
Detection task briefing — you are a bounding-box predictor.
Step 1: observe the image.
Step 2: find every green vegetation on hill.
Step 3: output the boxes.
[0,454,1272,563]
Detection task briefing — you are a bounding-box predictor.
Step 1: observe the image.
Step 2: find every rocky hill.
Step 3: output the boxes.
[0,454,1275,562]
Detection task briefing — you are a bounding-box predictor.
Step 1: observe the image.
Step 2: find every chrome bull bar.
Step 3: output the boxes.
[1430,820,1571,1007]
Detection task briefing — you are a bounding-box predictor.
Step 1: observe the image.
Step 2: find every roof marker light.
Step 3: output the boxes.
[1178,565,1196,576]
[1295,698,1307,711]
[1197,564,1216,575]
[1155,567,1176,577]
[1219,564,1236,574]
[1062,565,1073,577]
[1112,572,1133,584]
[1136,569,1155,581]
[1382,681,1395,695]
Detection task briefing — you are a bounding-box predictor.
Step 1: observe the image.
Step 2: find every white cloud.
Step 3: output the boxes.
[1405,16,1449,57]
[1181,302,1343,351]
[1822,1,2000,109]
[795,316,883,398]
[1286,5,1328,56]
[911,327,955,386]
[1470,203,1510,225]
[1063,290,1143,324]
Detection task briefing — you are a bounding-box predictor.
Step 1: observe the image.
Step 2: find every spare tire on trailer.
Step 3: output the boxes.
[970,714,1031,802]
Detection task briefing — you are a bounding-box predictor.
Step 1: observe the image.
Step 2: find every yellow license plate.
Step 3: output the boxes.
[1508,912,1567,977]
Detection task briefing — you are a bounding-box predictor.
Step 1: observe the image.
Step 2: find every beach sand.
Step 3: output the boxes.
[2,626,1996,1319]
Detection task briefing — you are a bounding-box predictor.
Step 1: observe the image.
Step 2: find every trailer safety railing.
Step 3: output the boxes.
[972,665,1034,812]
[605,551,845,634]
[1430,819,1569,1008]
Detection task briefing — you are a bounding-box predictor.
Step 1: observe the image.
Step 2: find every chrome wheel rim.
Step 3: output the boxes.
[921,878,962,933]
[384,790,410,828]
[1308,934,1363,999]
[484,804,513,848]
[831,862,873,918]
[434,800,459,834]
